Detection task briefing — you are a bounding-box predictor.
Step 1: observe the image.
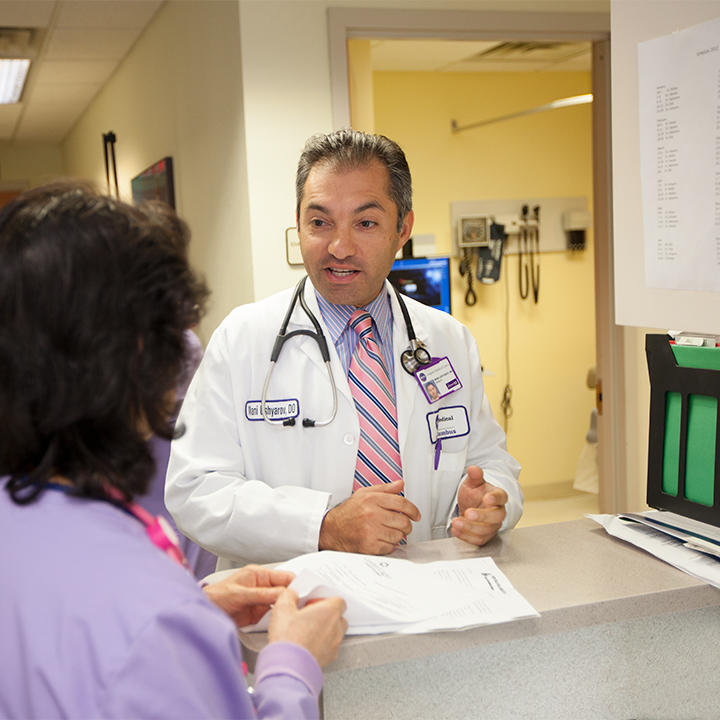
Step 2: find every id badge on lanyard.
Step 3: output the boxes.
[415,356,465,469]
[414,356,462,404]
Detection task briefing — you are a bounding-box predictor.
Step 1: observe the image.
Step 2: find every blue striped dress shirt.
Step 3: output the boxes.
[315,287,396,391]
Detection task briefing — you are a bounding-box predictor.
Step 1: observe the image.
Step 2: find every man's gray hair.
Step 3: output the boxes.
[296,129,412,232]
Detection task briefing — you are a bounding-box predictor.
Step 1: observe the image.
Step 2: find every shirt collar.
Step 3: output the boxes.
[315,284,393,345]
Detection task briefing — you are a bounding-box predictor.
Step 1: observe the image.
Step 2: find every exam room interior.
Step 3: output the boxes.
[348,37,600,525]
[1,0,604,527]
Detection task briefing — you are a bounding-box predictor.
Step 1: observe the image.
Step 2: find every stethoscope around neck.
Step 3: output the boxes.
[261,275,432,428]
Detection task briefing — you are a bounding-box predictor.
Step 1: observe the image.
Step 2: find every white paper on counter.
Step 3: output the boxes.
[588,513,720,589]
[241,551,539,635]
[620,510,720,558]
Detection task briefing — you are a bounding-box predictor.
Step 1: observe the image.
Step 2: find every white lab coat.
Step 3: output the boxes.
[166,280,522,569]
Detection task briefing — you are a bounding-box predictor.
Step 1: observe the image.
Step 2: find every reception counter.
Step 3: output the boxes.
[239,518,720,719]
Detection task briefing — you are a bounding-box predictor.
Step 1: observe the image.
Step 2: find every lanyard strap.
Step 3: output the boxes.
[44,481,190,571]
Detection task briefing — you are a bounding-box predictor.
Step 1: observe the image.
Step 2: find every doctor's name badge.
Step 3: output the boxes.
[426,406,470,444]
[415,356,462,404]
[245,399,300,422]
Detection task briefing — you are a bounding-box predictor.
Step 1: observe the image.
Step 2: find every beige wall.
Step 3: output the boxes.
[62,0,252,344]
[372,69,596,488]
[0,142,63,189]
[237,0,334,300]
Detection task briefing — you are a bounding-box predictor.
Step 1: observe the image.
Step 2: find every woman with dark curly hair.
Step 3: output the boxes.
[0,182,346,719]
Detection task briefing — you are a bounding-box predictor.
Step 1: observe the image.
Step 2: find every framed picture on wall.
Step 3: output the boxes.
[130,157,175,208]
[285,226,303,266]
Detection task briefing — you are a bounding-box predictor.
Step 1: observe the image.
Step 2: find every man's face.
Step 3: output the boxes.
[297,160,413,307]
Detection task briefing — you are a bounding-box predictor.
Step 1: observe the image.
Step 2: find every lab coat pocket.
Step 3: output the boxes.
[430,446,467,537]
[435,448,466,473]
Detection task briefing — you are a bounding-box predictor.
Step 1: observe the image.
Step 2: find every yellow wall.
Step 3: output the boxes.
[373,70,596,489]
[62,1,253,344]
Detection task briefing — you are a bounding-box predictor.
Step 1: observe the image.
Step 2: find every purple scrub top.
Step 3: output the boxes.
[0,486,323,718]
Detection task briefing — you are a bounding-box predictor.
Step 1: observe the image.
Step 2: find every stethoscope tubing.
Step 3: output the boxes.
[261,276,431,427]
[261,277,338,427]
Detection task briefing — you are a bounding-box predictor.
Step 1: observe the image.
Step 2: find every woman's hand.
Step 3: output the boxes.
[268,588,348,667]
[203,565,294,627]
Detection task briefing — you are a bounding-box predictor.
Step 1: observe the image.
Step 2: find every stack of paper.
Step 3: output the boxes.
[589,512,720,589]
[241,551,538,635]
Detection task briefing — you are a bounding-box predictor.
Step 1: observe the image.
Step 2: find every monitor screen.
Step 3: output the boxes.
[130,157,175,209]
[387,256,451,314]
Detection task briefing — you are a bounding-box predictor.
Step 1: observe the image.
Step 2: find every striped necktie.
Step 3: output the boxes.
[348,310,403,491]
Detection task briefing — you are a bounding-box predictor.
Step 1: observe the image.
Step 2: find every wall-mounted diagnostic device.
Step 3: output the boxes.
[562,208,591,251]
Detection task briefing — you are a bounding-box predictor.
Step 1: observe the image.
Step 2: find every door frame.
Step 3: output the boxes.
[327,7,625,512]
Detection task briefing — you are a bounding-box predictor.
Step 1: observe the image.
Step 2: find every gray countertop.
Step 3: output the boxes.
[239,518,720,672]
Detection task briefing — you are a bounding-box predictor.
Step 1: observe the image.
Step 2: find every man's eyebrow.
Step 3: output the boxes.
[354,201,385,214]
[304,202,330,214]
[303,201,386,215]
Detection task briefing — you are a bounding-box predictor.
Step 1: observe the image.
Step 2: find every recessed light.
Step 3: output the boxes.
[0,59,30,104]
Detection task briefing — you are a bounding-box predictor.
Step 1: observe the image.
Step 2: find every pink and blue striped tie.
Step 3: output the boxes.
[348,311,403,491]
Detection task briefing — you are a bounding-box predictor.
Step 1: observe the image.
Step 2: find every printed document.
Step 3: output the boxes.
[638,16,720,291]
[241,551,539,635]
[589,513,720,589]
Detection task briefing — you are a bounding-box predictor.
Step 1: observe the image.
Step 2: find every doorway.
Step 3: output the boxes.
[329,8,619,525]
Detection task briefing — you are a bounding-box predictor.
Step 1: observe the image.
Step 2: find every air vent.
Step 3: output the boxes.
[0,28,35,58]
[471,41,576,61]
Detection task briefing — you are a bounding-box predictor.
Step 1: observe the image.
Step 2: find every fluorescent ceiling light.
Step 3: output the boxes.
[0,58,30,104]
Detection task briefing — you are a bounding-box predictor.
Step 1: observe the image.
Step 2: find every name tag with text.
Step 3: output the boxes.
[426,405,470,443]
[245,398,300,422]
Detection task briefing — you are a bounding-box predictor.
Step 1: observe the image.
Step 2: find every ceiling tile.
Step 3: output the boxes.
[0,1,56,28]
[371,39,501,72]
[372,38,592,73]
[33,59,117,85]
[542,48,593,71]
[44,26,144,60]
[1,0,163,142]
[56,1,162,29]
[0,102,22,140]
[26,82,100,106]
[14,98,84,142]
[445,59,562,72]
[15,118,76,143]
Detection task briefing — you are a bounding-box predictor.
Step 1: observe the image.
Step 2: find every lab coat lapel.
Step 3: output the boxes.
[286,278,351,403]
[388,282,427,459]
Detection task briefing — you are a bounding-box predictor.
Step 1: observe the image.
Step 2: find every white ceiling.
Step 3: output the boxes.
[0,1,592,145]
[370,38,591,73]
[0,0,162,143]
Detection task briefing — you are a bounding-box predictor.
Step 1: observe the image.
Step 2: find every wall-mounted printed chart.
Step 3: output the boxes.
[639,15,720,292]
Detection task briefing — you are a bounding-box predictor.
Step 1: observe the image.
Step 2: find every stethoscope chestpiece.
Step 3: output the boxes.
[400,342,432,375]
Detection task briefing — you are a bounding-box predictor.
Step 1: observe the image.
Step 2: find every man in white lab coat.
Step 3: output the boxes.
[166,129,522,569]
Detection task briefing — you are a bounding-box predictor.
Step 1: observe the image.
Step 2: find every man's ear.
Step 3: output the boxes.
[396,210,415,252]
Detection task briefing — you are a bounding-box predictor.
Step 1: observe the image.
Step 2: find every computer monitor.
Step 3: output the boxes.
[387,256,452,314]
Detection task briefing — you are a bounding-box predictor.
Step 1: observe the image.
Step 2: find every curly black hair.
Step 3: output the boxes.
[0,181,209,504]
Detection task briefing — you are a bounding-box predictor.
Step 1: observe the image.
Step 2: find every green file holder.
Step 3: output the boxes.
[646,334,720,527]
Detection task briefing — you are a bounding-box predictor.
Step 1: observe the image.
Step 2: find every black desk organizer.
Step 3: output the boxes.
[646,333,720,528]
